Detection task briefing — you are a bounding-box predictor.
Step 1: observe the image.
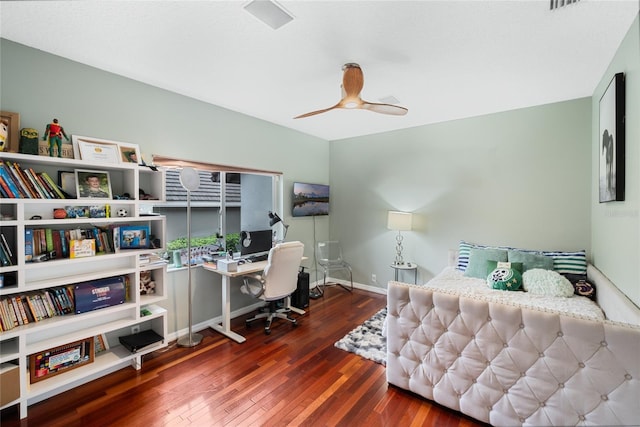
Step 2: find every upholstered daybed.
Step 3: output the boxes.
[386,247,640,426]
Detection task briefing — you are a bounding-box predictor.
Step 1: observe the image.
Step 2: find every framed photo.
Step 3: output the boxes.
[0,110,20,153]
[72,135,121,164]
[94,334,110,354]
[29,338,94,383]
[599,72,625,202]
[58,170,77,197]
[118,142,141,164]
[75,169,113,200]
[120,225,150,249]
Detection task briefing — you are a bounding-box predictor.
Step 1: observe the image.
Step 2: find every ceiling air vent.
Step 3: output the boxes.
[550,0,581,11]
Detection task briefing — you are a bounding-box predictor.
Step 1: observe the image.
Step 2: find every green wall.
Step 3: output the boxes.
[0,38,330,335]
[591,13,640,306]
[330,98,592,287]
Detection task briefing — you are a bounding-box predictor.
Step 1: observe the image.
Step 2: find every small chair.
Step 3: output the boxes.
[241,241,305,334]
[316,241,353,294]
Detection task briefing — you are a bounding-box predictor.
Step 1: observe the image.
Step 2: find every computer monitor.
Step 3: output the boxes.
[240,229,273,257]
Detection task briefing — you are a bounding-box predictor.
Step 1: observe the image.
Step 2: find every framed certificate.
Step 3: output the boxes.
[72,135,121,164]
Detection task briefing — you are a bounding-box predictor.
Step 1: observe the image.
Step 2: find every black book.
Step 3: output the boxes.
[119,329,163,353]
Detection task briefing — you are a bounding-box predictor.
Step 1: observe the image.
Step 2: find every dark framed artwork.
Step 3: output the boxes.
[599,72,625,202]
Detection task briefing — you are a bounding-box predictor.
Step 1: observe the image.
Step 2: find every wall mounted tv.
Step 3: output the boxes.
[292,182,330,217]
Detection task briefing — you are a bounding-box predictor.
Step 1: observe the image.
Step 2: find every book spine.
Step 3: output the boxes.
[59,229,69,258]
[40,172,66,199]
[34,294,48,319]
[31,169,55,198]
[0,299,13,330]
[0,161,22,197]
[45,228,54,253]
[10,297,23,325]
[52,230,63,259]
[26,294,41,321]
[19,165,45,199]
[41,291,56,317]
[6,161,35,198]
[0,242,10,266]
[15,296,29,324]
[1,233,14,260]
[25,229,33,262]
[0,174,14,198]
[21,296,35,323]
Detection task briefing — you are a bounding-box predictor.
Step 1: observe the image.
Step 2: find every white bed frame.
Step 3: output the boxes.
[386,264,640,426]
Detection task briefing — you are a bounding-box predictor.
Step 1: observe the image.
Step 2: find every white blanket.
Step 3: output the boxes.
[423,267,604,321]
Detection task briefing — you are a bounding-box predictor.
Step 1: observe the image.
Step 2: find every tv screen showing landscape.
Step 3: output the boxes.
[292,182,330,217]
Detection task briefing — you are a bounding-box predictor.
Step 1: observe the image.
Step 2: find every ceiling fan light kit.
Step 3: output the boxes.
[294,63,408,119]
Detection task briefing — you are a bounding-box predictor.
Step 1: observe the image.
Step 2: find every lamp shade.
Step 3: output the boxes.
[387,211,412,231]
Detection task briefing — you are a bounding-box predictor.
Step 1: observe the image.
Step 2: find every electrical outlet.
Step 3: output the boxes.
[131,325,140,335]
[371,274,377,283]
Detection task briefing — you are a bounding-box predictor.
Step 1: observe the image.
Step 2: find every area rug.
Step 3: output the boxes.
[334,307,387,366]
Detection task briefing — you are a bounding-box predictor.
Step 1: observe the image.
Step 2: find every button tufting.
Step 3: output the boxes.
[519,324,524,329]
[503,343,508,348]
[601,341,607,347]
[602,395,608,401]
[557,331,563,337]
[539,402,545,407]
[456,309,461,314]
[444,369,447,373]
[472,379,477,384]
[559,383,564,388]
[457,353,461,357]
[579,362,585,368]
[487,316,492,321]
[520,372,526,377]
[579,415,586,421]
[503,389,508,394]
[444,328,448,332]
[539,352,544,357]
[471,335,475,339]
[487,406,492,411]
[625,374,632,380]
[519,417,526,423]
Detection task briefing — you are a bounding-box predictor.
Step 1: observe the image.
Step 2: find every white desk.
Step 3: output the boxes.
[202,259,306,343]
[390,262,418,284]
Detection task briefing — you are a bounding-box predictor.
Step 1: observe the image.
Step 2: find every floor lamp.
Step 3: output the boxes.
[177,167,203,348]
[268,211,289,242]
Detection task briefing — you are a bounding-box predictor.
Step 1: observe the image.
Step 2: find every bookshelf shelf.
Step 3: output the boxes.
[0,151,167,418]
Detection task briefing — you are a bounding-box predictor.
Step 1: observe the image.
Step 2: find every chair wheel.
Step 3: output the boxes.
[292,320,299,328]
[264,328,271,335]
[245,320,251,328]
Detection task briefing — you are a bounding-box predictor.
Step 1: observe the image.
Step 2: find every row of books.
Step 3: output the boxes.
[0,286,75,332]
[26,226,121,261]
[0,233,14,267]
[0,159,67,199]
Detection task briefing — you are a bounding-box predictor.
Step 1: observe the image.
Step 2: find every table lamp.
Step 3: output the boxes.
[387,211,412,265]
[268,211,289,241]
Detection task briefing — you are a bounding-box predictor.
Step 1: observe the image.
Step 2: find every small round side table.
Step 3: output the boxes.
[390,262,418,284]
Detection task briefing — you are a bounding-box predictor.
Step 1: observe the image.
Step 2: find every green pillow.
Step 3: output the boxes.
[487,267,523,291]
[507,250,553,272]
[464,248,508,279]
[486,260,523,275]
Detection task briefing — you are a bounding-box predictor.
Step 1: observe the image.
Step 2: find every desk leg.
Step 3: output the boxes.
[210,275,246,343]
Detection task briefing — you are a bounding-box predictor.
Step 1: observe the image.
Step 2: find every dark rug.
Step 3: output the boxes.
[334,307,387,365]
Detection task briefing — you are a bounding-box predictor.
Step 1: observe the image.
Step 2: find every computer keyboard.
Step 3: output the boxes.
[245,253,268,262]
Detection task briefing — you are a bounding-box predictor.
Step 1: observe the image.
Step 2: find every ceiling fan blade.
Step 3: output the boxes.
[293,103,340,119]
[361,101,408,116]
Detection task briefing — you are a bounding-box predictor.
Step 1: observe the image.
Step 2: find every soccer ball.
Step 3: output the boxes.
[116,208,128,217]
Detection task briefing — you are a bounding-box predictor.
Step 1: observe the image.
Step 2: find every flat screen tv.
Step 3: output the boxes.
[292,182,330,217]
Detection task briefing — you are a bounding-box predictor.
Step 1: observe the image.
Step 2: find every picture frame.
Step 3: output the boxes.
[599,72,625,202]
[119,225,151,249]
[75,169,113,200]
[58,170,77,197]
[72,135,121,164]
[0,111,20,153]
[94,334,110,354]
[29,338,94,383]
[118,142,141,164]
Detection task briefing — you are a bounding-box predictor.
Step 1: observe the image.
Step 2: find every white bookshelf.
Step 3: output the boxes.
[0,152,168,418]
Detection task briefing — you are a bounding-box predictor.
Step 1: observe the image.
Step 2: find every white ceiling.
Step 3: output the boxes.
[1,1,638,141]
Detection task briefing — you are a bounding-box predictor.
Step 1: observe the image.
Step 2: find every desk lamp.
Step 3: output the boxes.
[268,211,289,241]
[387,211,412,265]
[177,167,203,348]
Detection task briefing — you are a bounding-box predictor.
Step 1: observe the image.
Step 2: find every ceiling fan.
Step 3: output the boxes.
[294,63,408,119]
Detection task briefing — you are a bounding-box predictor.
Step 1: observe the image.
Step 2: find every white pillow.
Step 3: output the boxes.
[522,268,574,297]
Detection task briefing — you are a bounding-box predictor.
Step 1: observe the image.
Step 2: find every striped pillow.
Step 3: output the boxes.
[542,250,587,275]
[457,241,587,276]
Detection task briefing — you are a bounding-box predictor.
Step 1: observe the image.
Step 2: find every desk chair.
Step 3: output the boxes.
[240,241,305,335]
[316,241,353,294]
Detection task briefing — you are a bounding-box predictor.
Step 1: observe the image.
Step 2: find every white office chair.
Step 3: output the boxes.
[316,241,353,294]
[240,241,305,335]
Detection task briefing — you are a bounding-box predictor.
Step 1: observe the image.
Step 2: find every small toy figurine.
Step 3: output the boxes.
[43,118,69,157]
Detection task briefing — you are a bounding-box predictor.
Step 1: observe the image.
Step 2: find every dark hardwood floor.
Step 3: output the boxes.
[1,286,486,426]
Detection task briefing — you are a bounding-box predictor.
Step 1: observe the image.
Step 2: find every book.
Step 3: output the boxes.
[40,172,66,199]
[0,161,21,198]
[70,239,96,258]
[118,329,163,353]
[24,229,33,262]
[1,233,14,261]
[0,174,14,198]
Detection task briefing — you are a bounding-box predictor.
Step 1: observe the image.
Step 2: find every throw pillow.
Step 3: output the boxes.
[487,266,523,291]
[486,260,523,275]
[563,273,596,300]
[522,268,574,297]
[541,250,587,276]
[507,250,554,272]
[464,248,508,279]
